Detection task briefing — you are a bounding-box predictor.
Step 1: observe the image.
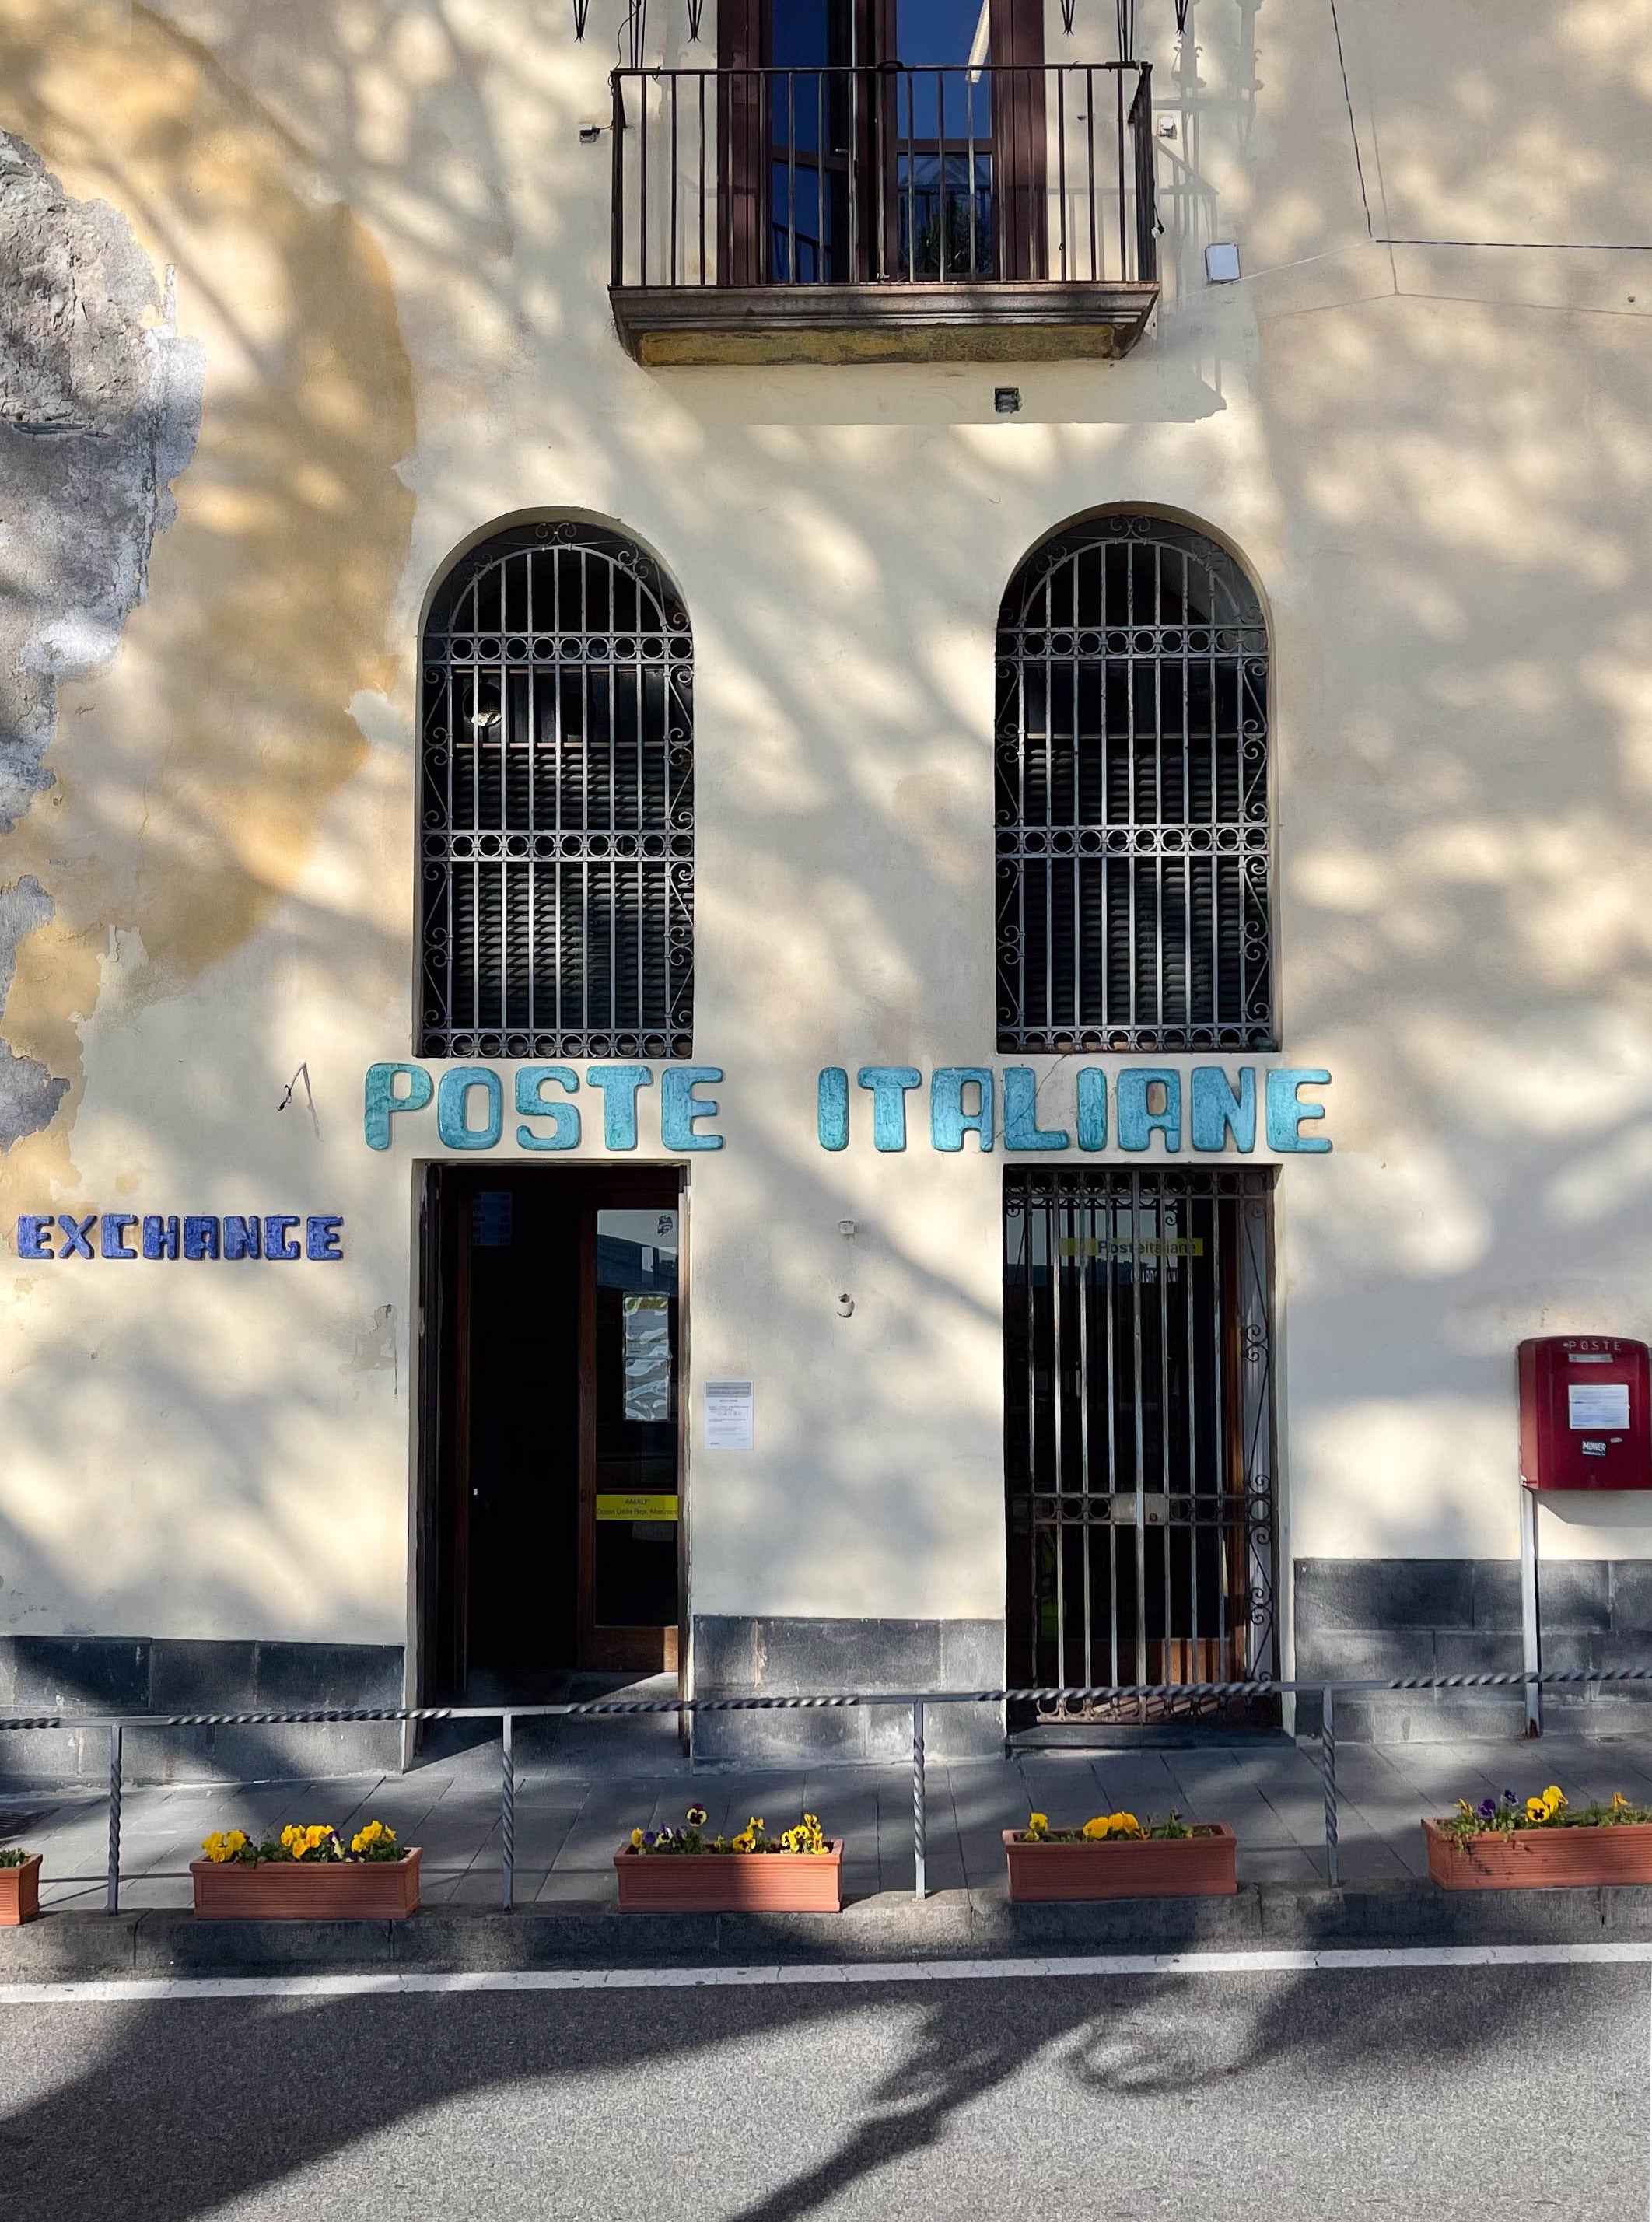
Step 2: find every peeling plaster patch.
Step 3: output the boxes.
[0,131,202,834]
[0,876,68,1145]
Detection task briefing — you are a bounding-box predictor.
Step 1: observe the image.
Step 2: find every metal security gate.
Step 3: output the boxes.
[1005,1166,1276,1721]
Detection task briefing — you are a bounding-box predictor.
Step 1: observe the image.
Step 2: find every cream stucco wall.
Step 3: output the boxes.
[3,0,1652,1678]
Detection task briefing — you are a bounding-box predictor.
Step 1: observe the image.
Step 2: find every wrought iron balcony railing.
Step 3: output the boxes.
[609,61,1160,366]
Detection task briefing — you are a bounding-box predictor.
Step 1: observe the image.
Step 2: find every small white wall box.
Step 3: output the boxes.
[1205,242,1241,283]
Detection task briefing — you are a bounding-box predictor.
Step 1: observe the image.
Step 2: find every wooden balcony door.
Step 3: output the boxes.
[719,0,1046,285]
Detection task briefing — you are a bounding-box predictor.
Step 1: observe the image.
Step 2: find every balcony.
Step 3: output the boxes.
[608,61,1160,368]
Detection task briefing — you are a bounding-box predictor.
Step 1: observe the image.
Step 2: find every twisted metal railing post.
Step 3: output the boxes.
[501,1711,515,1912]
[1321,1685,1339,1888]
[912,1698,926,1902]
[107,1722,123,1915]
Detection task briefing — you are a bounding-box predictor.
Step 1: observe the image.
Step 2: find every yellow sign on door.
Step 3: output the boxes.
[595,1493,680,1523]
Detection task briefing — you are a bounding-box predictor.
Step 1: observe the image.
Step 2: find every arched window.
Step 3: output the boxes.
[419,521,694,1059]
[995,513,1272,1053]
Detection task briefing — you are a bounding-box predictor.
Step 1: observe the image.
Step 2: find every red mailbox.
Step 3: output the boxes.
[1519,1336,1652,1490]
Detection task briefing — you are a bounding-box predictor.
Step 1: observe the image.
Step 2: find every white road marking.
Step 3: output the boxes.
[2,1941,1651,2006]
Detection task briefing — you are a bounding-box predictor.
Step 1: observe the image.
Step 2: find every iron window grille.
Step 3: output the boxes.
[419,521,694,1060]
[996,513,1272,1053]
[1005,1164,1277,1721]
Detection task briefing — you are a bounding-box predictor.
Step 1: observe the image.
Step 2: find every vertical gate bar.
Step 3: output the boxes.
[1021,1197,1040,1686]
[1521,1479,1542,1735]
[967,66,978,278]
[1127,537,1139,1038]
[796,72,809,278]
[1213,1188,1229,1666]
[938,70,948,281]
[1105,1177,1119,1687]
[612,71,626,288]
[1086,67,1097,278]
[699,73,707,283]
[1079,1190,1094,1688]
[107,1722,123,1915]
[501,1709,516,1911]
[1159,1182,1172,1694]
[817,68,827,278]
[1185,1188,1200,1675]
[670,75,680,286]
[912,1699,927,1899]
[1131,1170,1148,1702]
[639,75,649,287]
[1115,66,1127,281]
[1052,1181,1066,1694]
[1321,1685,1339,1888]
[1055,66,1067,281]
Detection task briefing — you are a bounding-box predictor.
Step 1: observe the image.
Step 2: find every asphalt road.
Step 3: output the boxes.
[1,1965,1647,2218]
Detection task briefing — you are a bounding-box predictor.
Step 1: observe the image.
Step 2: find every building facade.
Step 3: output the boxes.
[3,0,1652,1772]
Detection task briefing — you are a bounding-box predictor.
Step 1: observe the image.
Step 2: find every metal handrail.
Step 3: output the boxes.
[5,1668,1648,1913]
[610,59,1158,292]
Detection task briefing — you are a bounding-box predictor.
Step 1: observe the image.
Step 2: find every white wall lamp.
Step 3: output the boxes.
[1205,241,1241,283]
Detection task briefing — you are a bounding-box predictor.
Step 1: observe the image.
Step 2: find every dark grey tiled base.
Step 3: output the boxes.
[1294,1558,1652,1741]
[0,1636,404,1783]
[691,1616,1003,1763]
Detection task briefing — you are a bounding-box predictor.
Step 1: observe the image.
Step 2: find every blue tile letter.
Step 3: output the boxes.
[586,1066,653,1150]
[263,1216,301,1261]
[364,1062,433,1150]
[1003,1068,1069,1151]
[1117,1069,1182,1153]
[436,1066,503,1151]
[1265,1069,1332,1153]
[1191,1067,1257,1153]
[856,1067,922,1153]
[515,1066,580,1151]
[817,1068,849,1152]
[661,1068,724,1151]
[931,1069,994,1153]
[306,1215,345,1261]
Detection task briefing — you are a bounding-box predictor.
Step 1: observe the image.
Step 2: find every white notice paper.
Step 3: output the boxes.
[705,1379,754,1450]
[1569,1382,1631,1430]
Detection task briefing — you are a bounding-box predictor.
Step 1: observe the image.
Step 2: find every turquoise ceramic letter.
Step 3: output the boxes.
[364,1062,433,1150]
[1003,1067,1069,1151]
[1117,1069,1182,1153]
[662,1067,725,1150]
[1076,1069,1108,1150]
[1265,1068,1332,1153]
[586,1065,653,1149]
[1191,1067,1257,1153]
[436,1066,503,1151]
[817,1068,850,1151]
[856,1067,922,1152]
[515,1066,581,1151]
[931,1068,994,1152]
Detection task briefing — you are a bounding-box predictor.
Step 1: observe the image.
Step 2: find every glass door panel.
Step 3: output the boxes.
[592,1209,681,1639]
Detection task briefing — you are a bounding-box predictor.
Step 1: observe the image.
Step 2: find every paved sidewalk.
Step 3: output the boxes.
[6,1727,1652,1912]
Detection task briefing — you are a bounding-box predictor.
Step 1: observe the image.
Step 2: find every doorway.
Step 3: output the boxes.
[417,1164,684,1704]
[1004,1167,1277,1726]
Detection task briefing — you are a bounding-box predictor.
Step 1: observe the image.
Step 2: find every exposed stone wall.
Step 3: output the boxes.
[0,131,202,1146]
[1293,1559,1652,1741]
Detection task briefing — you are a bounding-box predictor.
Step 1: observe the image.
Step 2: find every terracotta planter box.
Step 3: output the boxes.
[1424,1819,1652,1891]
[614,1842,843,1912]
[1003,1825,1238,1902]
[0,1855,41,1926]
[189,1849,422,1919]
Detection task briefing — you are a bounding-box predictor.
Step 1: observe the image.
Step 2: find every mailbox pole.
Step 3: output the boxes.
[1520,1480,1542,1736]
